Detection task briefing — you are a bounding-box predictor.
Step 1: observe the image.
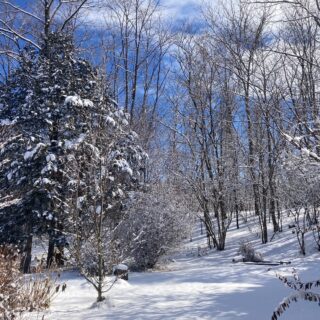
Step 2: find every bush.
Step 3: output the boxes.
[0,245,65,319]
[238,241,263,262]
[115,186,192,270]
[0,245,21,319]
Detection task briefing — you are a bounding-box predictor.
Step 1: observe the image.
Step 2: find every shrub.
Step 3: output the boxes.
[0,245,65,319]
[238,241,263,262]
[115,186,191,270]
[0,245,21,319]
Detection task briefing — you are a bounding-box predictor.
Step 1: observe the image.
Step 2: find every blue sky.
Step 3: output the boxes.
[13,0,203,20]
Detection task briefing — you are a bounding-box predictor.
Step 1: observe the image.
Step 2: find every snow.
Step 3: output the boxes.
[77,196,86,209]
[0,198,21,210]
[117,188,124,197]
[67,180,78,187]
[11,160,18,167]
[83,99,94,107]
[41,163,57,174]
[64,95,83,107]
[114,110,124,118]
[113,264,129,272]
[106,116,116,127]
[46,154,56,162]
[113,159,133,176]
[283,133,293,143]
[0,118,17,126]
[24,143,46,161]
[41,178,51,185]
[7,171,13,181]
[109,98,119,107]
[41,152,57,174]
[27,215,320,320]
[301,148,310,156]
[301,148,320,161]
[130,131,139,139]
[121,119,129,126]
[64,134,86,149]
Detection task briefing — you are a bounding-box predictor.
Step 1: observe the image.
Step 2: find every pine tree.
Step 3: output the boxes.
[0,32,147,274]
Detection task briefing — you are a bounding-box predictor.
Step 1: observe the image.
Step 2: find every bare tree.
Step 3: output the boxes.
[95,0,171,148]
[204,1,278,243]
[0,0,93,60]
[168,29,240,250]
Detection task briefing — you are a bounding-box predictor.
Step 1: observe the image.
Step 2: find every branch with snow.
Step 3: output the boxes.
[282,132,320,162]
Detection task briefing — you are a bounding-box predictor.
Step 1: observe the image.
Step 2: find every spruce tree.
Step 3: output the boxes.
[0,32,147,273]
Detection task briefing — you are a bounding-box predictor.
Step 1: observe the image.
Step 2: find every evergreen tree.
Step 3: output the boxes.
[0,32,146,273]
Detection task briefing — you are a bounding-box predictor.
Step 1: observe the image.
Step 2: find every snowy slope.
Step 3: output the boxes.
[27,217,320,320]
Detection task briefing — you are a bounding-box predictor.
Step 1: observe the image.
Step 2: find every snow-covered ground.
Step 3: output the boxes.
[27,216,320,320]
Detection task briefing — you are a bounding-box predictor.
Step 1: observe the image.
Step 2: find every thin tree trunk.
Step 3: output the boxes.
[47,234,55,268]
[21,231,32,273]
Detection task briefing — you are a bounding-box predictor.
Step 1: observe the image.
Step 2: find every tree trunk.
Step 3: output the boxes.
[21,233,33,273]
[234,189,240,229]
[269,190,279,232]
[47,234,55,268]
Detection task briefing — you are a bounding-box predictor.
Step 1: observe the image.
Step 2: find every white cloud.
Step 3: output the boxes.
[160,0,203,19]
[82,0,205,27]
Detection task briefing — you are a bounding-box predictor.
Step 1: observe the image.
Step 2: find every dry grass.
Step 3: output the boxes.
[0,245,66,320]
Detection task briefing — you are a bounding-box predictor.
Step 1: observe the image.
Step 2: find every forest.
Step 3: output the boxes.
[0,0,320,319]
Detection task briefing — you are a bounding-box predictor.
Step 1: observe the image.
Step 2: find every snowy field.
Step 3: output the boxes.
[27,216,320,320]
